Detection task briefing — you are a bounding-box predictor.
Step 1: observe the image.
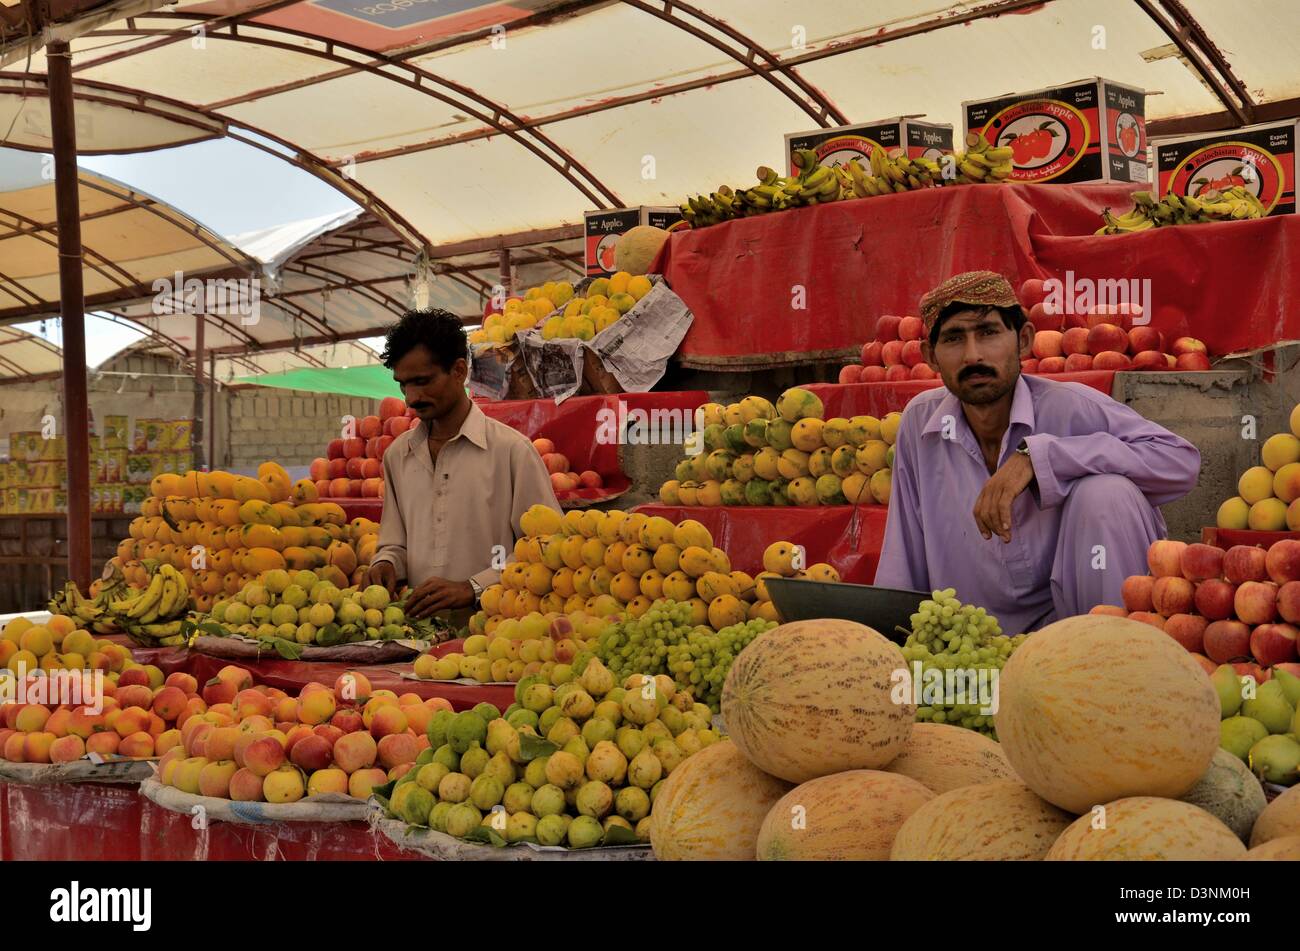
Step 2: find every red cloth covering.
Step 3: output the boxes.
[803,371,1116,417]
[633,503,889,584]
[657,183,1300,364]
[0,782,416,860]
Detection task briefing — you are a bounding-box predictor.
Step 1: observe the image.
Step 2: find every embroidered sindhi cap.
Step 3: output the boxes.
[920,271,1021,337]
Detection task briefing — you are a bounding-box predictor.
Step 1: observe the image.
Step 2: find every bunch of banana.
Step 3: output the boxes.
[679,149,851,227]
[1096,187,1266,235]
[944,132,1015,185]
[48,581,101,629]
[107,563,192,645]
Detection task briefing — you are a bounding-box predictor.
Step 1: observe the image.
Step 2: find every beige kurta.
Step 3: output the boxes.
[372,403,561,591]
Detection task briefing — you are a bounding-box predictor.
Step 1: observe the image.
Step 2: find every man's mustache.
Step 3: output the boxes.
[959,365,997,381]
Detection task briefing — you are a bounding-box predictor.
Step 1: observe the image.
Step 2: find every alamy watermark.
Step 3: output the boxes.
[594,401,703,454]
[151,271,261,325]
[889,662,1000,715]
[1041,269,1151,324]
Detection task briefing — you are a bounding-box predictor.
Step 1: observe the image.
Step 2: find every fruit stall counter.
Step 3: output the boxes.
[658,181,1300,367]
[633,503,888,584]
[0,780,417,861]
[804,370,1117,418]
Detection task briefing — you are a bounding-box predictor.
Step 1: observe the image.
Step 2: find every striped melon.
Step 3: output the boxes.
[1046,797,1246,860]
[1179,748,1267,843]
[722,619,914,783]
[1241,835,1300,860]
[1249,785,1300,848]
[890,780,1073,860]
[756,769,932,860]
[994,615,1219,813]
[650,740,792,861]
[884,722,1019,794]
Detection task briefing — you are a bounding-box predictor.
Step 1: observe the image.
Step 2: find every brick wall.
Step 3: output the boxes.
[223,389,378,470]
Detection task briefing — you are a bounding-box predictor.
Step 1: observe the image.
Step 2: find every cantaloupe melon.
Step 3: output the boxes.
[994,615,1219,813]
[756,770,932,860]
[1241,835,1300,860]
[614,225,669,276]
[722,620,914,783]
[1045,797,1246,860]
[650,740,792,860]
[890,780,1073,860]
[884,722,1019,794]
[1249,785,1300,848]
[1179,748,1267,843]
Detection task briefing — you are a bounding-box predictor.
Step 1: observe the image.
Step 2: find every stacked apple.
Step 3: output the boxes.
[1093,539,1300,681]
[1019,278,1210,373]
[156,668,448,803]
[532,437,604,496]
[1217,408,1300,532]
[313,397,415,500]
[839,315,939,384]
[0,661,204,765]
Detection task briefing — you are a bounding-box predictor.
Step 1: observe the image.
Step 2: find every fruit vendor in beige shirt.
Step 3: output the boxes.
[368,309,561,619]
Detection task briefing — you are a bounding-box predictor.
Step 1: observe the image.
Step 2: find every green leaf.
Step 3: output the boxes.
[198,622,228,638]
[460,825,508,848]
[518,733,557,762]
[270,638,305,661]
[601,825,642,847]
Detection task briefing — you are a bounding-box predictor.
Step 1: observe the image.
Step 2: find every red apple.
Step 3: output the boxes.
[1234,580,1279,625]
[358,415,383,439]
[1232,661,1270,683]
[1031,330,1063,359]
[1250,623,1299,667]
[860,341,883,366]
[1027,302,1058,332]
[1131,350,1168,371]
[532,438,556,456]
[859,365,887,383]
[1090,604,1129,617]
[1127,611,1167,631]
[348,479,364,498]
[1277,580,1300,624]
[1036,356,1066,374]
[578,471,603,489]
[327,477,349,498]
[1189,653,1218,676]
[1170,337,1207,356]
[1128,326,1162,353]
[1063,353,1094,372]
[1181,543,1225,582]
[1175,352,1212,371]
[1019,278,1047,305]
[374,435,395,460]
[900,340,924,367]
[550,472,578,493]
[1121,574,1155,612]
[326,438,345,460]
[1265,539,1300,585]
[1147,540,1188,578]
[875,316,901,342]
[1151,575,1194,616]
[379,397,406,421]
[1223,545,1268,584]
[309,458,329,482]
[1061,327,1090,356]
[1063,310,1090,331]
[1092,351,1131,371]
[343,437,365,460]
[315,480,331,499]
[1193,578,1238,621]
[1086,323,1129,356]
[1164,614,1208,653]
[387,416,413,438]
[362,478,383,498]
[1020,358,1040,374]
[361,458,382,480]
[838,364,862,384]
[327,458,348,479]
[898,316,924,342]
[909,363,937,380]
[881,340,905,366]
[885,365,910,382]
[541,453,569,475]
[346,457,366,480]
[1204,620,1252,663]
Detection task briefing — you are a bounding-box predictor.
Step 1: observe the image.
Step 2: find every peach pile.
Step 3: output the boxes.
[839,316,938,384]
[0,614,130,677]
[312,396,413,500]
[1092,539,1300,680]
[0,659,202,764]
[1019,279,1210,374]
[1216,406,1300,532]
[532,438,604,496]
[156,669,449,802]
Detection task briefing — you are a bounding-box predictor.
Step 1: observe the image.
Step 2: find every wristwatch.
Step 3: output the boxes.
[1016,438,1031,457]
[468,577,484,605]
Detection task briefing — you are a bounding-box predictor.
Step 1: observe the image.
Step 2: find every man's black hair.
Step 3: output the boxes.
[928,302,1027,347]
[381,309,468,371]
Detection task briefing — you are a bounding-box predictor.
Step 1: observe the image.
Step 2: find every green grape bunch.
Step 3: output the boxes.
[595,600,777,712]
[896,588,1027,739]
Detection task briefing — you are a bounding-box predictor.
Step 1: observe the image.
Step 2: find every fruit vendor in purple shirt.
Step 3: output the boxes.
[875,271,1200,634]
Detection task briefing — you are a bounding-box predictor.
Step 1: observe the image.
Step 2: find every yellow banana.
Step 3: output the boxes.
[959,161,987,180]
[984,146,1015,162]
[126,572,165,619]
[965,132,988,154]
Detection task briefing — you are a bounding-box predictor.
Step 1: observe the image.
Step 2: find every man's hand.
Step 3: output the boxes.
[368,560,398,595]
[405,577,475,619]
[973,452,1035,543]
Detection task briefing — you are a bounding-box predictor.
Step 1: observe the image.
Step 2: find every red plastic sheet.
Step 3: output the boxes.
[803,371,1116,417]
[657,183,1300,364]
[633,503,889,584]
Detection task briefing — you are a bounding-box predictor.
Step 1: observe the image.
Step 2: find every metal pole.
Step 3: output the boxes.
[192,315,205,470]
[209,351,217,469]
[48,40,91,591]
[498,248,512,300]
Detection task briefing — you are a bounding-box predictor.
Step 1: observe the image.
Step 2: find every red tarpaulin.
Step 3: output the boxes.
[633,503,889,584]
[658,183,1300,365]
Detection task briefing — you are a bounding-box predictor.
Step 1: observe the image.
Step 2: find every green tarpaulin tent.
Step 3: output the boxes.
[232,364,401,399]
